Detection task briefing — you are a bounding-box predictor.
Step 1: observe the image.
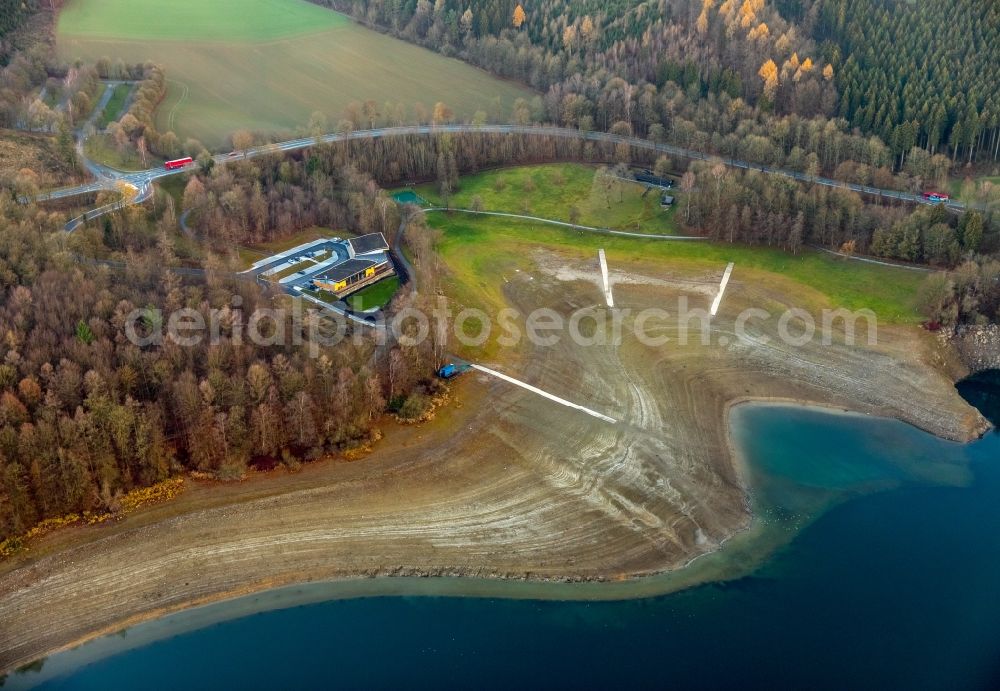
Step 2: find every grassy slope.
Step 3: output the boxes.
[156,174,187,206]
[430,212,925,324]
[0,129,79,187]
[410,163,679,234]
[57,0,345,40]
[57,0,534,146]
[949,174,1000,200]
[96,82,130,128]
[409,164,923,322]
[83,133,162,170]
[346,276,400,310]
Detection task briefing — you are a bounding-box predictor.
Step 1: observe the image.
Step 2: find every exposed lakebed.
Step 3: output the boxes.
[10,376,1000,690]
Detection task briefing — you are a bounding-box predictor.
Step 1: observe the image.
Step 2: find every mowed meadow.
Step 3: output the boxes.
[56,0,535,147]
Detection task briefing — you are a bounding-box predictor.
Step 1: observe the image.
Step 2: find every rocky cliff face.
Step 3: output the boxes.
[950,325,1000,374]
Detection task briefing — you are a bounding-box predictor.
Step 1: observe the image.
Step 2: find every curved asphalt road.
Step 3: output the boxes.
[37,125,987,213]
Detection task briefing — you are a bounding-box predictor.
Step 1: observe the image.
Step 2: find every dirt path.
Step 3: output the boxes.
[421,207,705,240]
[0,252,987,672]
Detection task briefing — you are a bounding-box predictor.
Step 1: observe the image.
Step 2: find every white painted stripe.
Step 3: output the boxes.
[710,262,735,316]
[598,249,614,307]
[470,364,617,424]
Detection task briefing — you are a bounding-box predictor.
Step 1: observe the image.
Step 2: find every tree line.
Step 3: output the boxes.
[309,0,997,189]
[671,156,995,263]
[919,257,1000,328]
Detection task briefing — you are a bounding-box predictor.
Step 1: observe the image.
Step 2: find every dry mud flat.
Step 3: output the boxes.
[0,252,987,671]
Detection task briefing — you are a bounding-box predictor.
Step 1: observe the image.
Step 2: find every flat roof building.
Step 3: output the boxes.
[312,253,394,296]
[349,232,390,257]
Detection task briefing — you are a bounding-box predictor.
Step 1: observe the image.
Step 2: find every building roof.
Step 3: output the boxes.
[349,232,389,256]
[660,195,675,205]
[315,257,386,283]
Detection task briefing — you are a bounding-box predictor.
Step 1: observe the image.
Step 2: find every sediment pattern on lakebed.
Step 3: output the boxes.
[0,254,988,671]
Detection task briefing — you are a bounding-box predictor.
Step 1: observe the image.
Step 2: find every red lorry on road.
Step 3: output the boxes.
[164,156,194,171]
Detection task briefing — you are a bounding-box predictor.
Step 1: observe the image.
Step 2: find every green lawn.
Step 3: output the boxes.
[429,212,926,324]
[96,83,130,129]
[412,163,930,323]
[407,163,679,235]
[42,85,61,108]
[346,276,400,311]
[949,174,1000,200]
[83,133,162,171]
[157,175,188,207]
[57,0,345,41]
[303,288,338,305]
[57,0,535,146]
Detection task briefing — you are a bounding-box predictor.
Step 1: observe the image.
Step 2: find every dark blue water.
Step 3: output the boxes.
[11,381,1000,690]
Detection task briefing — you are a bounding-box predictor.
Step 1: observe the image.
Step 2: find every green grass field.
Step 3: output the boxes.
[57,0,534,147]
[57,0,346,41]
[949,174,1000,200]
[346,276,400,311]
[428,212,926,324]
[156,175,187,206]
[96,82,130,129]
[408,163,679,234]
[83,133,163,170]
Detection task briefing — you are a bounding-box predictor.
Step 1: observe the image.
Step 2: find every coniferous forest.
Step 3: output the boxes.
[816,0,999,165]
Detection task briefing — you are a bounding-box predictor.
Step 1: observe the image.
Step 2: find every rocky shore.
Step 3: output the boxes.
[949,324,1000,374]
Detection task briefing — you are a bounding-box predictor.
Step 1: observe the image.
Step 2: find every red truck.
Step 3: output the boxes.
[164,156,194,171]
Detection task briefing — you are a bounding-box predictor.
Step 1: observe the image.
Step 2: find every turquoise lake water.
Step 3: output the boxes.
[9,372,1000,689]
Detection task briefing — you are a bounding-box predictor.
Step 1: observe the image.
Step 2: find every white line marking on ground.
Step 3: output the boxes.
[710,262,735,316]
[470,364,617,424]
[598,249,614,307]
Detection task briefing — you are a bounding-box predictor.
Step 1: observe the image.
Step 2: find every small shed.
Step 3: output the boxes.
[660,194,675,208]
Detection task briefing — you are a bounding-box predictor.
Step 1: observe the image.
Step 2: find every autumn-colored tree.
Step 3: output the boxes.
[696,10,709,35]
[680,171,696,222]
[562,24,577,51]
[432,101,453,125]
[758,59,779,99]
[748,23,769,41]
[363,100,379,129]
[307,111,328,138]
[137,136,148,168]
[231,129,254,156]
[460,8,474,35]
[512,4,526,28]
